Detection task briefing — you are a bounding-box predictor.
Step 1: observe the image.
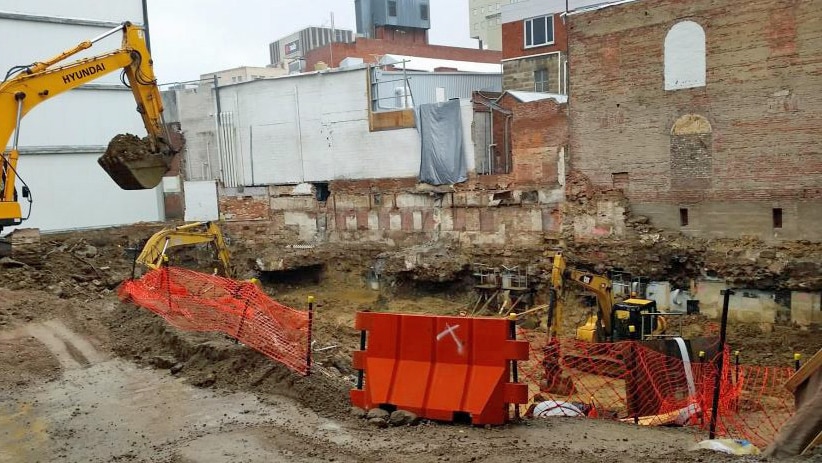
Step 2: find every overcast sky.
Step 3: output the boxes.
[146,0,478,84]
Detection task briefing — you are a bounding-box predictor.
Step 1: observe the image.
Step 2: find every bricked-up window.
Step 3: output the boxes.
[670,114,712,190]
[420,4,429,21]
[773,208,783,229]
[388,1,397,17]
[679,208,689,227]
[664,21,706,90]
[612,172,629,190]
[534,69,549,92]
[524,15,554,48]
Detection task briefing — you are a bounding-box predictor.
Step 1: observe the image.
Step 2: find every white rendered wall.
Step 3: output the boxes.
[0,1,163,232]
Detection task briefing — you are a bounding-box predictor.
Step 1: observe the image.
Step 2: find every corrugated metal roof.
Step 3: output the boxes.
[379,54,502,74]
[374,70,501,110]
[507,90,567,104]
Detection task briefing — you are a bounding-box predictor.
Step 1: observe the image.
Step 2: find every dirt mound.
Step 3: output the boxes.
[0,335,61,390]
[102,134,154,162]
[105,302,352,418]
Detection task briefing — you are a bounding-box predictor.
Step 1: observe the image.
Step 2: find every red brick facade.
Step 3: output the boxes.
[567,0,822,240]
[304,38,500,69]
[502,13,568,60]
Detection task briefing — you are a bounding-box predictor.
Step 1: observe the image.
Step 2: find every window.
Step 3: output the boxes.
[664,21,706,90]
[420,4,429,21]
[524,15,554,48]
[773,208,783,229]
[679,208,689,227]
[534,69,548,92]
[388,0,397,17]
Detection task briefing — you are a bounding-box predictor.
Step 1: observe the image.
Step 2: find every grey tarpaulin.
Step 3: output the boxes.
[417,99,467,185]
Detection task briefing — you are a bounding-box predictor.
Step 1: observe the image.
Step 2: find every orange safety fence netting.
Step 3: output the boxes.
[516,329,795,448]
[118,267,311,375]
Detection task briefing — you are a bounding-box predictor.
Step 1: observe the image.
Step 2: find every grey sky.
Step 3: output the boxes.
[146,0,477,84]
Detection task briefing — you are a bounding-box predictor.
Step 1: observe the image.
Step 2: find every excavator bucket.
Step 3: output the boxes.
[98,134,170,190]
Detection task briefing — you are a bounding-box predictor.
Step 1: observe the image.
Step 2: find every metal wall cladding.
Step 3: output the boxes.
[373,71,501,110]
[362,0,431,31]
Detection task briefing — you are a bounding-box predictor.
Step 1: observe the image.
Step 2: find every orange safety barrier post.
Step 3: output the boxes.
[350,312,529,425]
[119,267,311,376]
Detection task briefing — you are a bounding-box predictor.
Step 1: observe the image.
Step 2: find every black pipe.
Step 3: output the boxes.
[709,289,733,439]
[306,296,315,376]
[141,0,151,53]
[509,314,519,420]
[356,330,366,389]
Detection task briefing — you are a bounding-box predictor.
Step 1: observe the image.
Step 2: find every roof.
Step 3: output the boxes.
[500,0,640,23]
[507,90,568,104]
[379,54,502,74]
[567,0,640,15]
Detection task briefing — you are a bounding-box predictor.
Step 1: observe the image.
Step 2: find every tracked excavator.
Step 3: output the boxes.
[541,252,709,410]
[0,22,174,234]
[545,252,667,343]
[136,222,233,277]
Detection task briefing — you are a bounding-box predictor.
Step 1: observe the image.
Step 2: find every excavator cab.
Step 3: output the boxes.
[609,298,661,341]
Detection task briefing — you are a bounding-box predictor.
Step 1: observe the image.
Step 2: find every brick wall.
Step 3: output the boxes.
[502,13,568,60]
[305,38,501,69]
[163,122,185,220]
[568,0,822,241]
[373,26,428,44]
[219,179,563,248]
[501,13,567,92]
[478,92,567,185]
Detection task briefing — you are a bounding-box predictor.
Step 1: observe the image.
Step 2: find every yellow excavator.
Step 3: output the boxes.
[0,22,174,233]
[546,252,667,343]
[136,222,233,277]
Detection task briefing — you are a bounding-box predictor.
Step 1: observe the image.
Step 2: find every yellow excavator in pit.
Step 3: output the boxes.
[0,22,174,233]
[136,222,233,278]
[546,252,668,344]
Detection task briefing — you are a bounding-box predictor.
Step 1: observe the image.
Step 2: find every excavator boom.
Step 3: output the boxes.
[0,22,173,230]
[137,222,232,277]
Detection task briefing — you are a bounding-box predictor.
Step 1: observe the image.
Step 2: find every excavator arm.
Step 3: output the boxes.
[136,222,232,278]
[547,252,615,342]
[0,22,173,230]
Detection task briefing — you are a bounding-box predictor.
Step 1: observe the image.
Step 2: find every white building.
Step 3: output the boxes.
[161,66,501,219]
[269,26,355,73]
[469,0,504,51]
[200,66,287,87]
[0,1,164,232]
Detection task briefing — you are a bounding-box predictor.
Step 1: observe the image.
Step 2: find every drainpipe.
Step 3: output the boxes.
[505,114,513,174]
[141,0,151,52]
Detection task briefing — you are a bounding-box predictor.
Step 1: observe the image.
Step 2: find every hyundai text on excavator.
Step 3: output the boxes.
[0,22,174,233]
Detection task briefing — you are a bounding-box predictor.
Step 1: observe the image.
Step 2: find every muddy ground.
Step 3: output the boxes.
[1,225,820,462]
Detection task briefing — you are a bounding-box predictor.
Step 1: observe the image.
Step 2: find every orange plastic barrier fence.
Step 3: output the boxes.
[516,330,794,448]
[119,267,311,375]
[351,312,529,425]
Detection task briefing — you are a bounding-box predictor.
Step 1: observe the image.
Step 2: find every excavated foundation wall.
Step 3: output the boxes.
[219,181,564,249]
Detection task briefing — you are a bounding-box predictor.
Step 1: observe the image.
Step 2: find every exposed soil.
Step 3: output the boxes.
[0,224,819,462]
[102,133,155,162]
